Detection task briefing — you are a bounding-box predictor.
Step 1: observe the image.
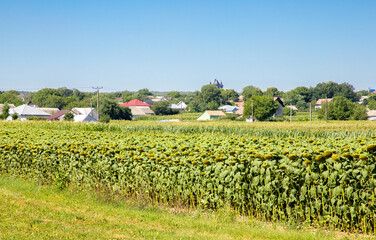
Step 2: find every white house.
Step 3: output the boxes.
[218,105,238,113]
[10,104,50,121]
[170,101,187,110]
[71,108,98,122]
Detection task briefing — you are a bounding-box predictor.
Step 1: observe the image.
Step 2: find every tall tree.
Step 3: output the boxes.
[100,98,132,120]
[243,95,278,121]
[221,89,239,103]
[318,96,355,120]
[241,85,263,101]
[313,81,358,102]
[200,84,221,104]
[0,91,23,106]
[166,91,182,99]
[263,87,281,97]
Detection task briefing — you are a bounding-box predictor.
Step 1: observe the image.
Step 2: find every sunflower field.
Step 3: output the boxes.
[1,121,376,233]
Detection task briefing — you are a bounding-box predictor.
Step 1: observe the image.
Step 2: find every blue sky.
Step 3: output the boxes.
[1,1,375,93]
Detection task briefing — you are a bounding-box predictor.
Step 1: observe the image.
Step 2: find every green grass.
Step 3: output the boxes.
[0,176,373,240]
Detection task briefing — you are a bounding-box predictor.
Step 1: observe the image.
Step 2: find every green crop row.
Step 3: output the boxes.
[1,122,376,233]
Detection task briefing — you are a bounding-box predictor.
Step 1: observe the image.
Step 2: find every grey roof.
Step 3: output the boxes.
[129,106,155,116]
[12,104,51,116]
[218,105,238,113]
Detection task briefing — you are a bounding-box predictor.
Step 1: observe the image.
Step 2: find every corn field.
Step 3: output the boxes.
[1,121,376,233]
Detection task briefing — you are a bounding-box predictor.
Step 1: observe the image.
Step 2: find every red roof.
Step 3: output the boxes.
[119,99,151,107]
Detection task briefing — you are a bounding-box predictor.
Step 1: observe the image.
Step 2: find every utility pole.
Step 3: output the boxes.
[325,98,328,122]
[251,100,254,122]
[290,105,292,122]
[309,102,312,121]
[93,86,103,122]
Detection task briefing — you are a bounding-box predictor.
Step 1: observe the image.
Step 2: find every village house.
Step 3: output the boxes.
[71,108,98,122]
[169,101,187,111]
[10,104,50,121]
[47,110,72,121]
[218,105,238,113]
[119,99,154,119]
[315,98,332,109]
[273,97,285,117]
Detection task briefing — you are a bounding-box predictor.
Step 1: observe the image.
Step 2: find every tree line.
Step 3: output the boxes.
[0,81,373,121]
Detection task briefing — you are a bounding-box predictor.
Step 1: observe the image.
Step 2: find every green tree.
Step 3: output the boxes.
[200,84,221,104]
[32,88,61,107]
[100,98,132,120]
[318,96,354,120]
[221,89,239,103]
[45,95,66,109]
[284,86,312,106]
[0,91,23,106]
[243,95,278,121]
[137,88,153,97]
[368,99,376,110]
[207,101,219,110]
[63,111,74,121]
[188,99,207,112]
[166,91,182,99]
[0,103,10,120]
[152,101,179,115]
[121,91,137,102]
[313,81,358,102]
[264,87,281,97]
[241,85,263,101]
[350,105,368,120]
[283,107,296,116]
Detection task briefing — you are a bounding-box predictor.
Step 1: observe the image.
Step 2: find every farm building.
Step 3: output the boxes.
[10,104,50,121]
[47,110,72,121]
[273,97,285,117]
[315,98,332,109]
[218,105,238,113]
[120,99,154,119]
[197,110,226,120]
[71,108,98,122]
[120,99,152,107]
[129,107,155,119]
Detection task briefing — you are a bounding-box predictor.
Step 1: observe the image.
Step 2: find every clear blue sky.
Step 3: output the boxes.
[1,1,375,93]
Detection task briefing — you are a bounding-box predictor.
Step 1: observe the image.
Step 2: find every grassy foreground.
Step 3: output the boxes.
[0,177,372,240]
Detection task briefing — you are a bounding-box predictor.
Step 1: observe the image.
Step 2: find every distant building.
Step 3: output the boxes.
[170,101,187,110]
[10,104,50,121]
[315,98,333,109]
[218,105,238,113]
[47,110,72,121]
[273,97,285,117]
[210,79,224,89]
[119,99,154,119]
[71,108,98,122]
[197,110,226,120]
